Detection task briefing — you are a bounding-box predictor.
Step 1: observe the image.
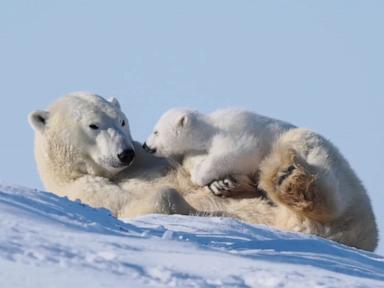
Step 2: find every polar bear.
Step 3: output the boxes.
[144,108,295,196]
[29,92,378,251]
[28,92,200,217]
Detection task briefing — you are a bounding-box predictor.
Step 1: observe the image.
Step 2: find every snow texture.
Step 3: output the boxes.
[0,182,383,288]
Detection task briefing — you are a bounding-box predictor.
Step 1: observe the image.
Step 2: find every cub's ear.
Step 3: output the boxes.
[108,97,121,109]
[177,114,189,128]
[29,110,49,133]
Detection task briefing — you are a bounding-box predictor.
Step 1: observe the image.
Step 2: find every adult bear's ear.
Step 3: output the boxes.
[108,97,121,109]
[29,110,49,134]
[177,114,189,128]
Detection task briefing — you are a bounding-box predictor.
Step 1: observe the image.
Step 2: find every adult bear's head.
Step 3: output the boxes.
[29,92,135,189]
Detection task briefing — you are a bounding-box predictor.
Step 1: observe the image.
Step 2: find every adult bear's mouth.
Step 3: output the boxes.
[142,142,157,154]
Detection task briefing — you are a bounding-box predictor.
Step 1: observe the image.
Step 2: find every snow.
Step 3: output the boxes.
[0,183,383,288]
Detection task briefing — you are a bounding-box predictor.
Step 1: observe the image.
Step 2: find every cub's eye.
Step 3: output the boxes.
[154,130,159,136]
[121,120,126,127]
[89,124,99,130]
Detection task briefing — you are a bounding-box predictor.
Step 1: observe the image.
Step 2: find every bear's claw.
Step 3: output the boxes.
[277,165,296,185]
[208,177,237,197]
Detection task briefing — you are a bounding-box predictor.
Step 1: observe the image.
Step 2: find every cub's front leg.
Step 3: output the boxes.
[189,156,221,187]
[190,155,258,197]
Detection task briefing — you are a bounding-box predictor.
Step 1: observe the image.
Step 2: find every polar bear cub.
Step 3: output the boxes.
[144,108,295,195]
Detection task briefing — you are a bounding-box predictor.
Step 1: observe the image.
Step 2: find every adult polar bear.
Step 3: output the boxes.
[29,92,378,251]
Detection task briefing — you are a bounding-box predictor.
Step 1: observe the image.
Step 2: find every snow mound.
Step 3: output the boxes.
[0,183,383,288]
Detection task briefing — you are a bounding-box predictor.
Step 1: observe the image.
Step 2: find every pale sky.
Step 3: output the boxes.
[0,1,383,253]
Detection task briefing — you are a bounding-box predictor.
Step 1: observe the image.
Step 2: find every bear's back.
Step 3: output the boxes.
[209,109,295,137]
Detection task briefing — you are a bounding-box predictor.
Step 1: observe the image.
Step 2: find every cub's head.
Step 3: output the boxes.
[29,92,135,182]
[144,108,211,159]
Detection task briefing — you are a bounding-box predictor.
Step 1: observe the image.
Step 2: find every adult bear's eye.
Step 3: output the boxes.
[89,124,99,130]
[154,130,159,136]
[121,120,125,127]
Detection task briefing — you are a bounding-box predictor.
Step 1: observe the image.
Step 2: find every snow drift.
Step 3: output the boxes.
[0,183,383,288]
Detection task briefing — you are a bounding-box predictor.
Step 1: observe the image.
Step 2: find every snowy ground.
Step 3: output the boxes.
[0,183,383,288]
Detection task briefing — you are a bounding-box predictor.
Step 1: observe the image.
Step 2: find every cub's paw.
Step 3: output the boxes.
[208,177,237,197]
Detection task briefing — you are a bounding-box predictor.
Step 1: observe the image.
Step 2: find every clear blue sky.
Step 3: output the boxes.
[0,1,383,253]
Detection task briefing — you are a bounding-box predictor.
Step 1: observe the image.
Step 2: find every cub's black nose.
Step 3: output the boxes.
[118,149,135,165]
[143,142,156,154]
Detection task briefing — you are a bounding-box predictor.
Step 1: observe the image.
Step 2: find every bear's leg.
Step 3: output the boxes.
[258,131,340,222]
[152,188,199,215]
[259,149,317,211]
[190,156,224,187]
[190,152,259,197]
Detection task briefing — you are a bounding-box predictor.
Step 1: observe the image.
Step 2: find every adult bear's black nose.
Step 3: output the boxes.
[118,149,135,165]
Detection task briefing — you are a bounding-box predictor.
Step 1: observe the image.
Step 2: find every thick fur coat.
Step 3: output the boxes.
[29,92,378,251]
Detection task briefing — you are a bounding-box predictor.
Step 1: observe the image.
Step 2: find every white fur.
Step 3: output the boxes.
[145,108,294,187]
[29,92,378,251]
[145,107,378,251]
[29,92,198,217]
